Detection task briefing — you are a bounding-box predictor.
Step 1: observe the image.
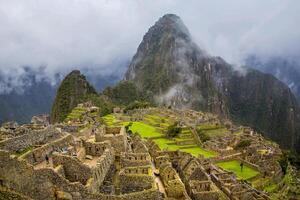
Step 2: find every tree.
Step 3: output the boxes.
[166,122,182,138]
[125,122,133,133]
[196,129,211,142]
[234,139,251,150]
[124,101,150,113]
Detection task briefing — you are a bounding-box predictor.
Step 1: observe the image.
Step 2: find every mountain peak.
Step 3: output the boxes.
[150,13,191,39]
[50,70,97,123]
[125,14,300,151]
[157,13,181,25]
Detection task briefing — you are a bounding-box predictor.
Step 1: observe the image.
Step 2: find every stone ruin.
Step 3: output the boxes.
[0,105,281,200]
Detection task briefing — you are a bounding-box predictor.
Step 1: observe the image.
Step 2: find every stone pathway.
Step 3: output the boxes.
[150,161,166,196]
[34,157,53,170]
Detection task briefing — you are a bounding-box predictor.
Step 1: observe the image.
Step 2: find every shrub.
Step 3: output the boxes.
[166,122,182,138]
[125,122,133,132]
[279,150,300,174]
[234,139,251,150]
[196,129,211,142]
[124,101,150,113]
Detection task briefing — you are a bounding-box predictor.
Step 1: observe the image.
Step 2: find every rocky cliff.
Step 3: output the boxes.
[125,14,300,151]
[50,70,97,123]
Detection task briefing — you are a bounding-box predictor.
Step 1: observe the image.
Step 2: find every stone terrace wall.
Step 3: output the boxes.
[121,152,151,167]
[105,127,122,135]
[84,140,111,156]
[98,188,162,200]
[0,126,62,152]
[52,153,92,185]
[119,174,154,194]
[0,150,92,200]
[0,150,160,200]
[88,148,115,194]
[20,134,74,165]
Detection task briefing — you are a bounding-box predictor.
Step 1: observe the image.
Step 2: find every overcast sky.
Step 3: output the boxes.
[0,0,299,79]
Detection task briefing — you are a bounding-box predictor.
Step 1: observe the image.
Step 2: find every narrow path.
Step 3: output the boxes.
[150,160,166,196]
[34,157,53,170]
[112,159,121,195]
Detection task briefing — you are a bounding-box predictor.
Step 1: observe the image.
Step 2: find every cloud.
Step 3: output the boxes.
[0,0,299,87]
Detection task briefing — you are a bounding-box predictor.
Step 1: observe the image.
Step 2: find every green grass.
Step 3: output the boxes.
[197,123,221,130]
[181,146,217,158]
[203,128,229,137]
[102,112,217,159]
[153,138,217,158]
[15,146,34,157]
[216,160,260,180]
[153,138,179,151]
[103,114,122,127]
[128,122,162,138]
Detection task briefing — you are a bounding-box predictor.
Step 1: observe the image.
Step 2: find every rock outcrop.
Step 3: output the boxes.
[125,14,300,151]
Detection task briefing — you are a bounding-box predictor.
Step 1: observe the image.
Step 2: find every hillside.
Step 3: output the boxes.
[0,68,57,124]
[50,70,97,123]
[125,14,300,151]
[2,101,299,199]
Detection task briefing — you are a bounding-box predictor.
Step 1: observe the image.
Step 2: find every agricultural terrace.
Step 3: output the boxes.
[102,110,217,158]
[216,160,260,180]
[65,106,88,121]
[197,123,230,137]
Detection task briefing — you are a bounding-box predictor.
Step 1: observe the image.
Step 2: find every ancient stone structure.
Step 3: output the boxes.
[0,105,282,199]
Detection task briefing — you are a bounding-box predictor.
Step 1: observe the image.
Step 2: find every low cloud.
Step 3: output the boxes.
[0,0,299,92]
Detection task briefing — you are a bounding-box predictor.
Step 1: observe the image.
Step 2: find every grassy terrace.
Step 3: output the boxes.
[102,114,123,127]
[102,112,217,158]
[66,107,88,121]
[216,160,260,180]
[127,122,162,138]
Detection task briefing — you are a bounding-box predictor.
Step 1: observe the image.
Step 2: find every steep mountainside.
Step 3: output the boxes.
[125,14,300,151]
[50,70,97,123]
[0,69,57,124]
[245,55,300,102]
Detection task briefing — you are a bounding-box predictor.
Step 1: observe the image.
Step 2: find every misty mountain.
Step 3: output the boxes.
[50,70,97,123]
[0,67,122,124]
[0,68,58,124]
[125,14,300,151]
[245,56,300,102]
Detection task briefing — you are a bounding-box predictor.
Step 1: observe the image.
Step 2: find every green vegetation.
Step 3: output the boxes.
[197,123,222,130]
[101,111,218,158]
[216,160,259,180]
[102,114,122,127]
[82,94,114,116]
[166,122,182,138]
[127,122,162,138]
[15,146,34,157]
[65,107,88,121]
[181,146,216,158]
[124,101,150,113]
[278,150,300,174]
[103,81,146,105]
[234,139,252,150]
[196,129,211,142]
[50,70,97,123]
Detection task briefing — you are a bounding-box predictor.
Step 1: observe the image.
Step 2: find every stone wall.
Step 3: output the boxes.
[84,140,111,156]
[88,148,115,194]
[120,152,151,167]
[98,188,162,200]
[52,153,92,185]
[0,150,92,200]
[119,174,154,194]
[0,126,62,152]
[20,134,74,165]
[0,150,160,200]
[96,126,127,153]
